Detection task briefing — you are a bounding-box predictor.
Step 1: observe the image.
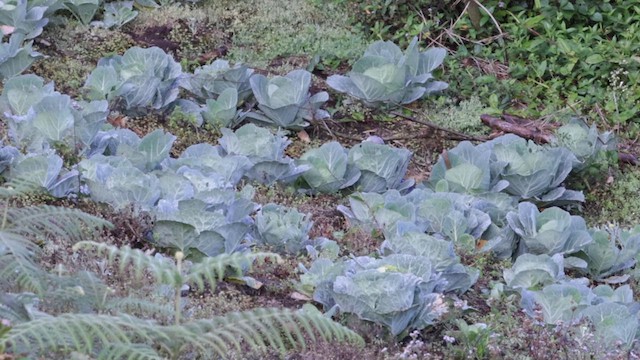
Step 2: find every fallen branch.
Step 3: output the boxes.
[391,111,488,142]
[481,114,639,167]
[619,152,638,166]
[480,114,555,143]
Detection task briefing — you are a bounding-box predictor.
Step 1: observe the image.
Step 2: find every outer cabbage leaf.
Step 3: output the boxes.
[348,141,413,193]
[503,253,565,290]
[248,69,328,129]
[327,37,447,108]
[506,202,592,257]
[201,87,243,129]
[299,141,360,193]
[576,226,640,281]
[254,204,313,255]
[183,59,254,102]
[84,47,182,114]
[218,124,308,184]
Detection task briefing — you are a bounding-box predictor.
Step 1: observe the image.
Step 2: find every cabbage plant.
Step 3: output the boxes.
[575,225,640,282]
[554,118,617,172]
[337,190,417,235]
[200,88,244,129]
[503,253,565,290]
[183,59,254,103]
[83,47,182,114]
[0,34,42,79]
[0,0,49,40]
[349,141,413,193]
[298,141,360,194]
[520,280,639,348]
[429,135,584,206]
[254,204,313,255]
[91,1,138,29]
[505,202,592,258]
[152,198,255,257]
[327,37,448,108]
[0,75,109,155]
[248,69,328,129]
[217,124,309,184]
[79,155,162,211]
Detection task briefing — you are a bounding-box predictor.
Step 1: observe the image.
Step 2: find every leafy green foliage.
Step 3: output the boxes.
[218,124,309,184]
[92,1,138,29]
[2,307,364,358]
[0,74,109,155]
[183,59,254,103]
[0,178,112,295]
[0,241,365,359]
[429,135,584,206]
[327,37,447,108]
[0,34,42,80]
[0,0,49,40]
[201,88,244,129]
[248,69,328,129]
[83,47,182,115]
[63,0,99,25]
[254,204,313,255]
[298,141,361,194]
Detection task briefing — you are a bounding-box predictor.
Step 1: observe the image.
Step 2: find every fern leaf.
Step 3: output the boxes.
[185,252,280,291]
[0,255,46,294]
[180,307,364,357]
[2,308,363,358]
[73,241,181,287]
[6,205,112,243]
[2,313,169,356]
[97,343,163,360]
[107,296,174,319]
[0,177,45,199]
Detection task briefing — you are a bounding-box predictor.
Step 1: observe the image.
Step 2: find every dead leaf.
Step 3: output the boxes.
[290,291,312,301]
[297,129,311,143]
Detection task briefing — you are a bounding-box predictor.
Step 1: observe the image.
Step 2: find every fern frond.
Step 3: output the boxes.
[0,177,44,199]
[97,343,163,360]
[0,293,38,323]
[0,255,46,294]
[2,313,169,356]
[75,241,281,292]
[6,205,112,243]
[179,307,364,357]
[73,241,181,287]
[2,308,363,358]
[0,226,47,292]
[185,252,280,291]
[107,296,173,319]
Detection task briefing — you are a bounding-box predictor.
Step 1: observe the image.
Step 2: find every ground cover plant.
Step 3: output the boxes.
[1,0,640,359]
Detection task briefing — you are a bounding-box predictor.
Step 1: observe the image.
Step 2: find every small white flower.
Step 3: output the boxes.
[443,335,455,344]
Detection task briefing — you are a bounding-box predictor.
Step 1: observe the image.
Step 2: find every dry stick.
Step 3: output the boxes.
[391,111,488,142]
[480,114,639,166]
[480,114,555,143]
